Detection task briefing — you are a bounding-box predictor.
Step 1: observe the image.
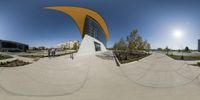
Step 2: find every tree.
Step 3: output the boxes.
[113,43,118,50]
[147,43,151,50]
[185,46,190,52]
[127,29,140,51]
[72,43,79,51]
[143,40,151,51]
[126,29,150,51]
[118,38,127,50]
[137,36,144,50]
[143,40,148,49]
[113,29,151,52]
[113,38,127,51]
[157,48,163,51]
[146,43,151,54]
[165,46,170,55]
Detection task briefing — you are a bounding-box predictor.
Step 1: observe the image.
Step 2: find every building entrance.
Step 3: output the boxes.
[94,42,101,51]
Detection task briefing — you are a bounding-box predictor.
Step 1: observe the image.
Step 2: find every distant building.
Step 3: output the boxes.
[38,46,46,50]
[29,47,37,50]
[198,39,200,52]
[57,40,80,50]
[0,39,29,52]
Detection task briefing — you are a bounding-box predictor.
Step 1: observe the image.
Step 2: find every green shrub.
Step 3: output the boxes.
[197,62,200,66]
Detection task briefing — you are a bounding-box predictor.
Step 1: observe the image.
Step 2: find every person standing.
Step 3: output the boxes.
[71,53,74,59]
[51,48,56,57]
[54,48,56,56]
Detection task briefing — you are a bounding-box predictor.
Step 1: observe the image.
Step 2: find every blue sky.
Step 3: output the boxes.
[0,0,200,49]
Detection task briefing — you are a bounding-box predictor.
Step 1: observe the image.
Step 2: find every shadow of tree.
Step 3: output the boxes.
[96,52,114,60]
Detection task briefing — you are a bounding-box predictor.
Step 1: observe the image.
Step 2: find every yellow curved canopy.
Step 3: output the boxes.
[46,6,110,40]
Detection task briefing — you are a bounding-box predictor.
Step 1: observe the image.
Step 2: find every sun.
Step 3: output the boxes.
[173,29,183,39]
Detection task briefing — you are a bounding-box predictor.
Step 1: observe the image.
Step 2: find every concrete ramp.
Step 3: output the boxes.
[121,53,200,87]
[1,52,200,100]
[0,55,90,96]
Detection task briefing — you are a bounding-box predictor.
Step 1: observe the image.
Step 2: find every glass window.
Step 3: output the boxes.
[94,42,101,51]
[84,16,107,47]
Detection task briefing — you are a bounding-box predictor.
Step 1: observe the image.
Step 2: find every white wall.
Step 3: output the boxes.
[76,34,107,56]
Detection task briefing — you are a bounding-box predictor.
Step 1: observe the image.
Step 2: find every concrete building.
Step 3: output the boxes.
[0,39,29,52]
[47,6,110,56]
[198,39,200,52]
[57,40,80,50]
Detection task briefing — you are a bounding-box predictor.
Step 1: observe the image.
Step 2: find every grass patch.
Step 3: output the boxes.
[0,59,31,67]
[0,54,13,60]
[114,51,150,64]
[167,54,200,61]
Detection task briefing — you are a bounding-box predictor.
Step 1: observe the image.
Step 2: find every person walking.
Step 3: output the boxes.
[71,53,74,59]
[54,49,56,56]
[70,53,74,59]
[52,49,55,57]
[48,49,51,57]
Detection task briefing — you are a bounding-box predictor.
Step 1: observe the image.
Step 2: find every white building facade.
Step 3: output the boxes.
[57,40,80,50]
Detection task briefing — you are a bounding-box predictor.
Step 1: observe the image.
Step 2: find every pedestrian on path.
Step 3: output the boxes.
[48,49,51,57]
[70,53,74,59]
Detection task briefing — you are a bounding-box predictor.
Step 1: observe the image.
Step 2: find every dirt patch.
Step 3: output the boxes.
[114,51,150,64]
[0,59,31,67]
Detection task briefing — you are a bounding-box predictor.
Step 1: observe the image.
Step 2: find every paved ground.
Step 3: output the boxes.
[0,52,200,100]
[162,51,200,56]
[121,53,200,87]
